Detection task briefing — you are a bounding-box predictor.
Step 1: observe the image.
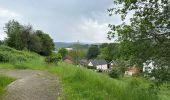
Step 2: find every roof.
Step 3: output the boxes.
[109,60,118,65]
[89,59,107,66]
[63,56,73,61]
[79,59,89,65]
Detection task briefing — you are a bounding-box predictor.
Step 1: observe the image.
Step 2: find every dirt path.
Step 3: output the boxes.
[0,69,62,100]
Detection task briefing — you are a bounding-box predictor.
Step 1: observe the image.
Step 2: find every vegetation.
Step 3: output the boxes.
[45,53,62,64]
[58,48,68,59]
[87,45,99,59]
[0,46,169,100]
[108,0,170,84]
[0,45,41,63]
[67,42,87,64]
[0,76,15,99]
[4,20,54,56]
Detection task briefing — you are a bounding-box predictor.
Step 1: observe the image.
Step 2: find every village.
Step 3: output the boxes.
[60,46,153,77]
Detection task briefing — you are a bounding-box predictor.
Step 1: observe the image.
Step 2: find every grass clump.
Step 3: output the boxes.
[0,76,15,99]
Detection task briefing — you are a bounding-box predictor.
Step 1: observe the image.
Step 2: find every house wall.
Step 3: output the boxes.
[88,62,93,66]
[96,64,108,70]
[64,59,74,64]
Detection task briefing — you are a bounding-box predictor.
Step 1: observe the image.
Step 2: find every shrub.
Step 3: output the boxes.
[45,53,62,63]
[109,68,122,78]
[86,66,96,70]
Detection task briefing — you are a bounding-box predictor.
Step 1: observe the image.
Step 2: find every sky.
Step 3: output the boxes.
[0,0,123,43]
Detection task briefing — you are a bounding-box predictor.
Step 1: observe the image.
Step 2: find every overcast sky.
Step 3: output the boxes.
[0,0,122,43]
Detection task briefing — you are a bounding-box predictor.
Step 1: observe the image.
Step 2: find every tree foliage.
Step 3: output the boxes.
[108,0,170,82]
[87,45,99,59]
[58,48,68,58]
[4,20,54,56]
[99,43,119,61]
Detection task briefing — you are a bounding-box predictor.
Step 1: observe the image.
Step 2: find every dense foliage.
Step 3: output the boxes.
[108,0,170,83]
[87,45,99,59]
[4,20,54,56]
[58,48,68,59]
[45,53,62,63]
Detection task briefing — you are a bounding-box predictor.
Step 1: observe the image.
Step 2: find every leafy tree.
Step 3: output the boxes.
[4,20,23,50]
[0,41,3,45]
[68,42,86,64]
[4,20,54,56]
[58,48,68,58]
[108,0,170,83]
[99,43,119,61]
[35,30,55,56]
[87,45,99,59]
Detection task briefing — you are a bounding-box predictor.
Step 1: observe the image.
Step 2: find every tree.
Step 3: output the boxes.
[67,41,86,64]
[87,45,99,59]
[99,43,119,61]
[4,20,23,50]
[108,0,170,83]
[58,48,68,58]
[4,20,54,56]
[35,30,55,56]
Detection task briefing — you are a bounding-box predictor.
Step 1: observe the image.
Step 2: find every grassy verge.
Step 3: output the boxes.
[47,63,158,100]
[0,76,15,99]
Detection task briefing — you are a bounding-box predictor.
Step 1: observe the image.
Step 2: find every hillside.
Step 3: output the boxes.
[54,42,75,49]
[0,46,169,100]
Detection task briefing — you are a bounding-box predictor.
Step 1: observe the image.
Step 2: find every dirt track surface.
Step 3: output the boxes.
[0,69,62,100]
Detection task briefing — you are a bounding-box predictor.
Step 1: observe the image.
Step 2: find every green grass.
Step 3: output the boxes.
[0,45,42,64]
[47,63,158,100]
[0,46,169,100]
[0,76,15,99]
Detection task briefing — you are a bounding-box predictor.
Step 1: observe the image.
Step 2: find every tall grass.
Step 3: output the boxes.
[0,76,15,99]
[0,45,42,64]
[48,63,158,100]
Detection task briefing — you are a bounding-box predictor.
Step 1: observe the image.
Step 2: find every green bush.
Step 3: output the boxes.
[86,66,96,70]
[45,53,62,63]
[109,68,122,78]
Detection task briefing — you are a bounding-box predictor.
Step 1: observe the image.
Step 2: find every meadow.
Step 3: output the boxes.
[0,45,169,100]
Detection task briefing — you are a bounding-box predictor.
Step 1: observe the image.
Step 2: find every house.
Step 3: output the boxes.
[65,48,73,51]
[88,59,108,71]
[125,65,141,76]
[79,59,89,66]
[109,60,118,68]
[63,56,74,64]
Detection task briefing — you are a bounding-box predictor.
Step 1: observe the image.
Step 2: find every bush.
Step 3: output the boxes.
[86,66,96,70]
[45,53,62,63]
[109,68,122,78]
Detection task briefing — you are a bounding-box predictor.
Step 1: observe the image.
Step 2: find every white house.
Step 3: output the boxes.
[88,59,108,71]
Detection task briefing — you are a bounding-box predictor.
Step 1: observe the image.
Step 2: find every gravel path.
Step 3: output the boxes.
[0,69,62,100]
